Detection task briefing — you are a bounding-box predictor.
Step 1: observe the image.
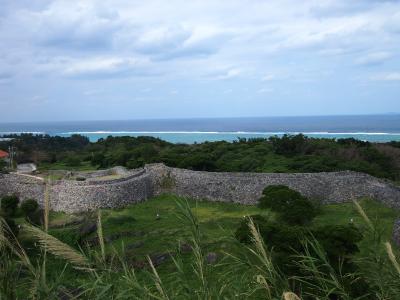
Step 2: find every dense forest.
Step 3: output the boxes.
[1,134,400,181]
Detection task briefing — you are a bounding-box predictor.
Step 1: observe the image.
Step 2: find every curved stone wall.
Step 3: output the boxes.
[1,163,400,213]
[50,170,152,212]
[0,169,152,213]
[145,164,400,209]
[0,173,46,206]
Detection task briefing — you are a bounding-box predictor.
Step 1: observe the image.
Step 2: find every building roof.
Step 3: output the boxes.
[0,150,9,158]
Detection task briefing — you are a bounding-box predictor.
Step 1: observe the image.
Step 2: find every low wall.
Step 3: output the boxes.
[145,164,400,208]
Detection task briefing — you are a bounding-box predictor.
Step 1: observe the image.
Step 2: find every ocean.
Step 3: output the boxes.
[1,115,400,143]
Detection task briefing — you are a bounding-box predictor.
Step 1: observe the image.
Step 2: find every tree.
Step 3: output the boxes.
[258,185,317,225]
[269,134,309,156]
[0,195,19,217]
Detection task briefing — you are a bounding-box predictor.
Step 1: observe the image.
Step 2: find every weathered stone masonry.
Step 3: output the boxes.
[0,169,152,213]
[1,163,400,214]
[146,164,400,208]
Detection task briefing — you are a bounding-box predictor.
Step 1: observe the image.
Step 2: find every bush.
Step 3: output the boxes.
[20,199,39,217]
[258,185,317,225]
[235,216,305,251]
[269,134,309,156]
[65,156,81,167]
[26,209,44,226]
[313,224,363,261]
[91,153,105,166]
[1,195,19,217]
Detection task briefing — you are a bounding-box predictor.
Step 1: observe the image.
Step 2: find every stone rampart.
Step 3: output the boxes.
[0,169,152,213]
[145,164,400,209]
[0,173,46,206]
[1,163,400,213]
[50,170,152,213]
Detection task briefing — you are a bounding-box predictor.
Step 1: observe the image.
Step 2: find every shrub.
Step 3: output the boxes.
[235,216,305,252]
[0,195,19,217]
[258,185,317,225]
[20,199,39,217]
[91,153,105,166]
[269,134,309,156]
[65,156,81,167]
[26,209,44,226]
[313,224,363,261]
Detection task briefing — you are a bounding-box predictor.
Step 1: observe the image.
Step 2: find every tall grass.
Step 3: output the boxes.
[1,197,400,299]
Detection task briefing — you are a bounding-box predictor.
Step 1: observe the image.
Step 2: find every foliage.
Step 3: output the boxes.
[0,196,400,299]
[0,159,7,172]
[65,156,81,167]
[313,224,363,260]
[1,134,399,181]
[20,199,39,217]
[269,134,310,156]
[25,209,44,226]
[0,195,20,217]
[258,185,317,225]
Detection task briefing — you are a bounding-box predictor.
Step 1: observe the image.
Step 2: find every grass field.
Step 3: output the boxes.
[3,194,399,298]
[48,195,400,264]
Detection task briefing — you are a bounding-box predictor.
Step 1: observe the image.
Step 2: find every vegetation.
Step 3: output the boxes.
[0,159,7,172]
[1,191,400,299]
[0,194,19,217]
[1,133,400,181]
[258,185,318,225]
[20,199,39,217]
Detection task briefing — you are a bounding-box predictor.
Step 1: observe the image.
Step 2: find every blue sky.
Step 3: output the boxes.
[0,0,400,122]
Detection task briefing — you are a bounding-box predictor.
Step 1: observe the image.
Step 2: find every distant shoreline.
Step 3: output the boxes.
[1,114,400,143]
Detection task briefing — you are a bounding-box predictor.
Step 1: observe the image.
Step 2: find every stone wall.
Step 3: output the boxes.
[0,173,45,206]
[145,164,400,208]
[1,163,400,213]
[0,169,152,213]
[50,170,152,213]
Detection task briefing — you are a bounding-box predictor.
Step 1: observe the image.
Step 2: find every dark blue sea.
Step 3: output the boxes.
[1,115,400,143]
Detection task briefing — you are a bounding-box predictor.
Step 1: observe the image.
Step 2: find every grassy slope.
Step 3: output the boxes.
[15,195,397,296]
[49,195,400,262]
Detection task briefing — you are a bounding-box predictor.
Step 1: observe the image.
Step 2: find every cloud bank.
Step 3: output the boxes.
[0,0,399,121]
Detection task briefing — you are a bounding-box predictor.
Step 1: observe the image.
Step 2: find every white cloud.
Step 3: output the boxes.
[0,0,400,121]
[258,87,274,93]
[371,72,400,81]
[261,74,275,81]
[213,68,241,80]
[61,57,155,78]
[356,52,392,66]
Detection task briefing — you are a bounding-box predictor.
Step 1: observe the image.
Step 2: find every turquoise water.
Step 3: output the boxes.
[1,115,400,143]
[57,131,400,143]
